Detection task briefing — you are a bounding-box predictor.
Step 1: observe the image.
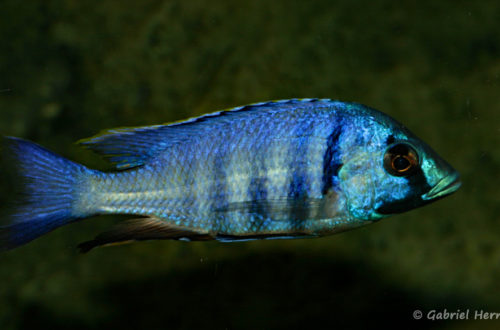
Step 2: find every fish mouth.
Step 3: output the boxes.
[422,172,461,201]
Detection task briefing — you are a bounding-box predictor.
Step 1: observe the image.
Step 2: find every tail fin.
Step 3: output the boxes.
[0,137,89,251]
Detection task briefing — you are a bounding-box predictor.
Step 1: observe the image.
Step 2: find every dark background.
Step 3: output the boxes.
[0,1,499,329]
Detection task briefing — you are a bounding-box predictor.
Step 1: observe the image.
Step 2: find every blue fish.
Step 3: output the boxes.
[0,99,461,252]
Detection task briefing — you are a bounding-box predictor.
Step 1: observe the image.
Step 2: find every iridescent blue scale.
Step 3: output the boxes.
[0,99,460,251]
[83,99,351,236]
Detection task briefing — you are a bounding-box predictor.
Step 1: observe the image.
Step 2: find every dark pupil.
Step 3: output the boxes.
[393,156,410,171]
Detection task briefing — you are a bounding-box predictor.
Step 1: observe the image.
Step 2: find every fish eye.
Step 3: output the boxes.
[383,143,419,177]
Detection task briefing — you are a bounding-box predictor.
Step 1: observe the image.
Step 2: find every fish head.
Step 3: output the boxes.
[338,110,461,221]
[372,134,461,217]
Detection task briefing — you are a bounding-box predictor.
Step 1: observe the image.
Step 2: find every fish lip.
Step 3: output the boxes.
[422,172,461,201]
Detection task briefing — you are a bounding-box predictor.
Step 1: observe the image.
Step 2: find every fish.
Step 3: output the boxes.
[0,98,461,252]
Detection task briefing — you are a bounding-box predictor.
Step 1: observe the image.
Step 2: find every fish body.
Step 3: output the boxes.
[0,99,461,251]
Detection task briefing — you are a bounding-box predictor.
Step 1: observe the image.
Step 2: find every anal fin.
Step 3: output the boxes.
[77,217,213,253]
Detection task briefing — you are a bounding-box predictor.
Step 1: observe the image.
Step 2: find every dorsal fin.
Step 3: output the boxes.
[77,217,214,253]
[77,99,331,169]
[78,125,178,169]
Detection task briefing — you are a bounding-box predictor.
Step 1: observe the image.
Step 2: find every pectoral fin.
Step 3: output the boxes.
[215,194,338,221]
[77,217,213,253]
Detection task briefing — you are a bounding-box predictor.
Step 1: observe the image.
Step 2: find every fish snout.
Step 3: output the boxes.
[422,171,461,201]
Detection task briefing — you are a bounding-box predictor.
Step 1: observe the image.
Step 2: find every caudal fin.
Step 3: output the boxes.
[0,137,89,251]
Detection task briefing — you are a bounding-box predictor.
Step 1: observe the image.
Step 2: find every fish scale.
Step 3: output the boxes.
[83,102,341,233]
[0,99,461,251]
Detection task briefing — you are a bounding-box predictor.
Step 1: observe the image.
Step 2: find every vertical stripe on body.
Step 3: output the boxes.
[321,125,343,195]
[287,174,307,198]
[289,114,343,221]
[285,119,313,223]
[304,124,330,200]
[246,177,269,231]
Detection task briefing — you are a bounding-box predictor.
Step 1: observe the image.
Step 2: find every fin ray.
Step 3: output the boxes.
[78,99,326,169]
[0,137,89,251]
[77,217,213,253]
